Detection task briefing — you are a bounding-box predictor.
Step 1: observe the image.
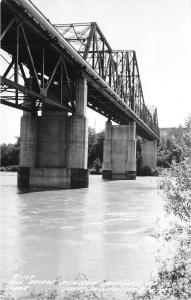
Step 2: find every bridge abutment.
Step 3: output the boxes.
[102,121,136,180]
[141,139,157,171]
[18,77,88,192]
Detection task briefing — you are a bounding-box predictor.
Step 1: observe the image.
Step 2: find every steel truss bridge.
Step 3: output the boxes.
[0,0,160,140]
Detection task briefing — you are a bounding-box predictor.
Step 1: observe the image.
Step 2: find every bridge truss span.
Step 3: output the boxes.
[1,0,160,141]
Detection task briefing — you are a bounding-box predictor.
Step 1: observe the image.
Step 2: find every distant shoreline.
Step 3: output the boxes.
[0,165,18,172]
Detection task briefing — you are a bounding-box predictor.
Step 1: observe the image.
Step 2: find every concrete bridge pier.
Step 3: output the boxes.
[102,121,136,180]
[102,120,112,179]
[18,76,88,191]
[18,111,38,190]
[68,77,88,188]
[141,139,157,171]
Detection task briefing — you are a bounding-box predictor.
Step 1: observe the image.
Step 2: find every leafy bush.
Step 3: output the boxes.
[157,124,191,168]
[144,156,191,299]
[160,158,191,221]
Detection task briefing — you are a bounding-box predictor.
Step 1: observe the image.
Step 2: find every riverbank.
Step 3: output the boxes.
[0,165,18,171]
[0,279,158,300]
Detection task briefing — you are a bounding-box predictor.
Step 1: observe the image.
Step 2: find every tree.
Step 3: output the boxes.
[88,127,104,170]
[0,137,20,166]
[157,117,191,168]
[131,130,191,299]
[185,114,191,128]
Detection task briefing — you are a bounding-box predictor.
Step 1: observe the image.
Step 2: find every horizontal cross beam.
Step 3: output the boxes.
[0,76,73,113]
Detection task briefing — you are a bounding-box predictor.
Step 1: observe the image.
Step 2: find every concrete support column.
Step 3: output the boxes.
[29,110,71,189]
[141,139,157,171]
[75,77,87,116]
[17,76,89,191]
[102,120,112,179]
[18,112,38,189]
[37,111,68,168]
[102,121,136,180]
[126,122,136,179]
[68,116,88,169]
[68,77,88,188]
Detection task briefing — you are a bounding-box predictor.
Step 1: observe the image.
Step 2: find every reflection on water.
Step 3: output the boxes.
[0,172,164,285]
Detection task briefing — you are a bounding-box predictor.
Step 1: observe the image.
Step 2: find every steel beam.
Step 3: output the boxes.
[0,76,73,112]
[0,0,160,140]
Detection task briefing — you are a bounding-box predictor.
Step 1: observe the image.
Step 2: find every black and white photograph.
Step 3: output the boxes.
[0,0,191,299]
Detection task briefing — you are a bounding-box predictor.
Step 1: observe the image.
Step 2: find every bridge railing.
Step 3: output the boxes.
[55,22,159,136]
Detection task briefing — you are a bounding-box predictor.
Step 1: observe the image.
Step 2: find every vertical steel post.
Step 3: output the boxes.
[126,52,131,107]
[41,45,45,88]
[102,40,105,78]
[60,61,63,104]
[92,32,95,69]
[121,51,124,98]
[109,53,112,86]
[15,23,19,105]
[131,51,135,111]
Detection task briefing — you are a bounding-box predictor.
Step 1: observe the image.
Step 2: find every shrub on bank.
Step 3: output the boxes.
[139,157,191,299]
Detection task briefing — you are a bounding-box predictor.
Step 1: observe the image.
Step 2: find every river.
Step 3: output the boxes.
[0,172,164,291]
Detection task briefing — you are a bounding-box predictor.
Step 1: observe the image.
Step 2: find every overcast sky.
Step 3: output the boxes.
[1,0,191,143]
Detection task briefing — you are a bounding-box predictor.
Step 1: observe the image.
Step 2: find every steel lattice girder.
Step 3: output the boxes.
[55,22,159,138]
[0,0,160,140]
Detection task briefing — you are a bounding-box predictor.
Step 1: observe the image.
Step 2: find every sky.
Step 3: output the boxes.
[1,0,191,143]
